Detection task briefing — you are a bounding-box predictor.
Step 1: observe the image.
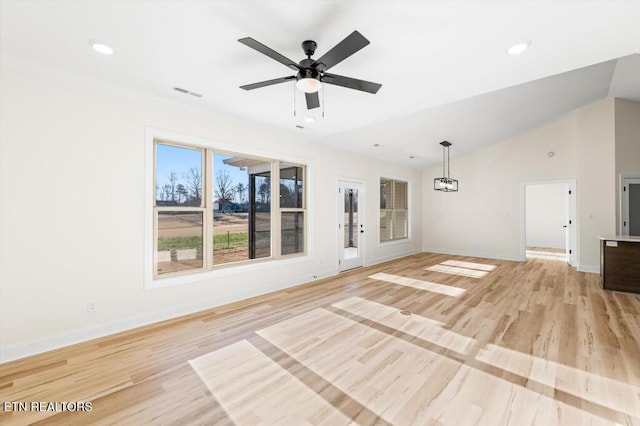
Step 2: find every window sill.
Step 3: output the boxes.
[378,237,411,248]
[146,253,310,290]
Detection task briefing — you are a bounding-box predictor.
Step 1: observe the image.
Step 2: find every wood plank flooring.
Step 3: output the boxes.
[1,253,639,425]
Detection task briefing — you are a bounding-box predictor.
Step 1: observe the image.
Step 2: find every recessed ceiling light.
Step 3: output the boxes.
[89,40,114,55]
[507,40,531,55]
[304,117,315,123]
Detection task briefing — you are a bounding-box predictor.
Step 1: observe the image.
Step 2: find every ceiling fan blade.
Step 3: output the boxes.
[238,37,301,71]
[322,73,382,94]
[240,76,295,90]
[305,92,320,109]
[311,31,370,72]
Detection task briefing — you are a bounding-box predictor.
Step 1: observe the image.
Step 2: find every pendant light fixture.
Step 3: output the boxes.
[434,141,458,192]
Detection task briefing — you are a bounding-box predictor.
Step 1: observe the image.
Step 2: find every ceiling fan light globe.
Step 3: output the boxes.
[296,78,321,93]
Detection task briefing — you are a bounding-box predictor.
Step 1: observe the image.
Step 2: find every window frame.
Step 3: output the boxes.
[279,163,306,256]
[145,127,311,289]
[379,176,410,244]
[154,142,208,275]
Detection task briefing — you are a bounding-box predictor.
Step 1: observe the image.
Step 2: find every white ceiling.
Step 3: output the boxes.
[1,1,639,168]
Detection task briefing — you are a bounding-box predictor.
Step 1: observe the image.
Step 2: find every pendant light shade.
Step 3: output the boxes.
[434,141,458,192]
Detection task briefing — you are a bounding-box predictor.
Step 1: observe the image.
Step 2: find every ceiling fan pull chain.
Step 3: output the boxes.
[322,80,325,118]
[293,80,296,117]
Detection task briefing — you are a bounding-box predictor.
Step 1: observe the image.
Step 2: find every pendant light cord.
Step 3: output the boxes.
[442,145,446,178]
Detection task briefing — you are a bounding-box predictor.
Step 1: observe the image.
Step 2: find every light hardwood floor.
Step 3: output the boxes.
[1,253,639,425]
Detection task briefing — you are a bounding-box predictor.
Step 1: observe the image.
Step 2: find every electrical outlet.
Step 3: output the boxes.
[87,300,96,313]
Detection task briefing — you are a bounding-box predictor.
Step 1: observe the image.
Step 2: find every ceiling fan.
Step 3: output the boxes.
[238,31,382,110]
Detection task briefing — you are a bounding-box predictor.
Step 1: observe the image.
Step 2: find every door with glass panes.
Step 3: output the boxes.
[338,181,364,271]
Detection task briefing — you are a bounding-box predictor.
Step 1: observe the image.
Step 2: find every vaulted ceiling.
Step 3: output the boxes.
[1,1,639,167]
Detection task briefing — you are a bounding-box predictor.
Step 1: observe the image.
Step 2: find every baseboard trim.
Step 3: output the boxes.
[0,269,337,364]
[422,247,601,276]
[525,243,566,250]
[365,248,421,267]
[422,247,523,262]
[577,264,600,274]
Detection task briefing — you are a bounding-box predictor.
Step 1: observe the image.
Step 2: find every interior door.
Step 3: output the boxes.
[524,181,576,267]
[338,181,364,272]
[622,177,640,236]
[566,182,576,266]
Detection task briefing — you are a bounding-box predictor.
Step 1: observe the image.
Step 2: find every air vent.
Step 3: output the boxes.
[173,87,203,98]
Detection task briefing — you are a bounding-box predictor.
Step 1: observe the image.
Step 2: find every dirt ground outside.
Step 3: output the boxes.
[157,246,253,274]
[156,212,302,274]
[157,213,249,238]
[157,213,263,274]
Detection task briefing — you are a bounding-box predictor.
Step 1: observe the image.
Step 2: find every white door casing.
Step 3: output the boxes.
[338,180,364,272]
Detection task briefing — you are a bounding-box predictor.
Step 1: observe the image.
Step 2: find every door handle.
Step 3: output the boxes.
[360,230,365,233]
[563,225,567,228]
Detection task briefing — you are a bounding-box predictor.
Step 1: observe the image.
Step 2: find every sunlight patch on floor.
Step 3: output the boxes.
[368,272,466,297]
[257,308,465,424]
[332,296,475,355]
[476,343,640,418]
[426,264,489,278]
[441,260,497,271]
[250,307,630,425]
[189,340,351,425]
[526,250,567,261]
[189,260,636,425]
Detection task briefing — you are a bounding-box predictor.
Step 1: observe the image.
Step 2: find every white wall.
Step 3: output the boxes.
[422,97,616,272]
[575,99,617,269]
[0,65,422,360]
[526,184,567,249]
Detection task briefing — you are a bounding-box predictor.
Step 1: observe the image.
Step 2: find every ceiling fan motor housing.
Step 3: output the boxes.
[297,58,321,83]
[301,40,317,57]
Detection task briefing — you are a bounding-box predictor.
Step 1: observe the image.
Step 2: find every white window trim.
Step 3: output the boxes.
[378,174,412,246]
[144,127,314,290]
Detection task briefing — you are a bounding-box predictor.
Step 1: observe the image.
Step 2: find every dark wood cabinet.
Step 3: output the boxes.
[600,237,640,294]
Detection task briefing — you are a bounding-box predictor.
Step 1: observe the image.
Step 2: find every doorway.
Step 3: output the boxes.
[338,180,364,272]
[621,176,640,236]
[523,181,576,266]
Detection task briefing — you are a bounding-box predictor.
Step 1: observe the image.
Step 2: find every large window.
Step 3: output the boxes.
[154,140,306,278]
[380,178,408,242]
[279,163,305,255]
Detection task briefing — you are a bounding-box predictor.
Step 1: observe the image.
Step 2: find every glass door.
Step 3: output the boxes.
[338,180,364,271]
